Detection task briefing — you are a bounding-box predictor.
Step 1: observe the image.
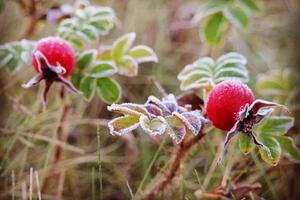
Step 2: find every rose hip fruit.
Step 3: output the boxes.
[22,37,79,107]
[32,37,75,77]
[206,80,255,131]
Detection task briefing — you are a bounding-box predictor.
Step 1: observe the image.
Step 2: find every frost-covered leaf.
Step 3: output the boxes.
[174,111,202,135]
[193,0,229,23]
[96,77,121,104]
[76,50,97,69]
[258,135,281,165]
[254,116,294,136]
[274,136,300,160]
[98,46,112,60]
[204,13,227,45]
[90,61,117,78]
[80,76,96,101]
[239,133,254,154]
[0,40,35,71]
[112,33,136,60]
[178,57,214,80]
[165,115,186,144]
[116,55,138,77]
[146,95,177,114]
[98,33,157,78]
[145,104,163,117]
[223,5,249,28]
[108,115,139,136]
[128,45,158,63]
[139,115,167,136]
[58,6,115,47]
[240,0,261,12]
[107,94,204,143]
[214,52,248,82]
[108,103,150,116]
[178,52,248,91]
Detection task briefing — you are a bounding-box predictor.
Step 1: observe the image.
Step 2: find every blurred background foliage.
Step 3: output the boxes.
[0,0,300,199]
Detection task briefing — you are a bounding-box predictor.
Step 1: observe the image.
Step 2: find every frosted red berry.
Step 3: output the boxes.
[22,37,79,107]
[32,37,75,77]
[206,80,255,131]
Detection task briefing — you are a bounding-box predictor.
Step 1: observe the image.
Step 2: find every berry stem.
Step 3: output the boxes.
[141,130,206,200]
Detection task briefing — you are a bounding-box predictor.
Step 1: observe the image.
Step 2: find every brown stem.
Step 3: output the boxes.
[141,131,206,200]
[148,76,168,97]
[15,0,39,39]
[41,104,71,194]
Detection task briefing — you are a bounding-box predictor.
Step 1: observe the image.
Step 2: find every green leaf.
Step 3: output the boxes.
[80,26,98,40]
[178,52,248,91]
[97,47,112,60]
[240,0,261,12]
[256,78,286,95]
[57,6,115,46]
[0,40,35,71]
[204,13,227,45]
[112,32,136,60]
[108,115,139,136]
[256,70,291,98]
[258,135,281,165]
[90,61,117,78]
[129,45,158,63]
[223,5,249,28]
[96,77,121,104]
[117,55,138,77]
[69,37,84,47]
[76,50,97,70]
[179,71,212,91]
[90,20,113,33]
[139,115,167,136]
[239,133,254,154]
[80,76,96,101]
[71,72,84,89]
[193,0,229,23]
[274,136,300,160]
[254,116,294,136]
[6,58,19,71]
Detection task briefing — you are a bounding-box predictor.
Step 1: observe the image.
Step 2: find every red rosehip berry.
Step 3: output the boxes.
[206,80,255,131]
[32,37,75,77]
[22,37,79,107]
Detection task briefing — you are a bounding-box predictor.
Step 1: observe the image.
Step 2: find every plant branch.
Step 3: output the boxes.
[41,103,71,194]
[141,131,206,200]
[15,0,39,38]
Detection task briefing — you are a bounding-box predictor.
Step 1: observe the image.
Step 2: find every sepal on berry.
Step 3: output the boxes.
[217,99,287,164]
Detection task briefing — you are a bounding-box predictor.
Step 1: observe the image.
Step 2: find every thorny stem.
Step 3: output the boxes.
[141,131,206,200]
